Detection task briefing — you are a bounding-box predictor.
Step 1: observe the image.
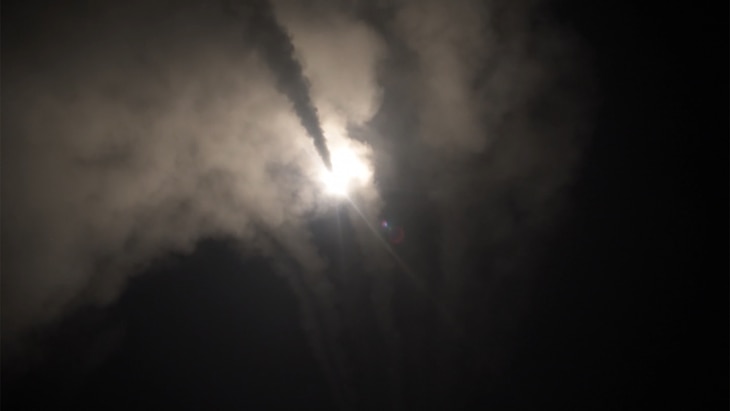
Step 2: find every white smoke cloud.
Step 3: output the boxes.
[395,0,491,153]
[2,1,384,353]
[2,1,592,406]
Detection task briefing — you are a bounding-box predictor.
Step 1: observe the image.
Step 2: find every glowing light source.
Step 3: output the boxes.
[320,146,371,197]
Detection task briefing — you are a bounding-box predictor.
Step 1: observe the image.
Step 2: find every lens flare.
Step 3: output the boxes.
[379,219,405,244]
[320,146,371,197]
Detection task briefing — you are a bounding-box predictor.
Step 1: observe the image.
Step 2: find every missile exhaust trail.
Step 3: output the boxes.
[234,0,332,169]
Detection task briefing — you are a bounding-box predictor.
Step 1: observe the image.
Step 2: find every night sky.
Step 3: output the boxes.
[2,1,727,410]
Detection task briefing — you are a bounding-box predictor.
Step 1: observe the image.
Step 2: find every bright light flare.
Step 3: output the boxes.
[320,146,372,197]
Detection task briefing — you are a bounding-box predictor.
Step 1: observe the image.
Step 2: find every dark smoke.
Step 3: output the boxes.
[234,0,333,169]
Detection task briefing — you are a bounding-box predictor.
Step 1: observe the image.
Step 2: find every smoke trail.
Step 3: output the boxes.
[234,0,333,169]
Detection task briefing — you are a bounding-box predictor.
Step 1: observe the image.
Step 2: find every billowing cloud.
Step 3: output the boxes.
[1,0,381,352]
[381,0,594,382]
[2,0,592,406]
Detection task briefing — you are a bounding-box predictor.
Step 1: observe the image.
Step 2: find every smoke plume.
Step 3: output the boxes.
[1,0,382,353]
[2,0,592,407]
[232,0,333,169]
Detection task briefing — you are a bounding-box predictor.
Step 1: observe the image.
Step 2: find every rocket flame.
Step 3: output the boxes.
[320,146,371,197]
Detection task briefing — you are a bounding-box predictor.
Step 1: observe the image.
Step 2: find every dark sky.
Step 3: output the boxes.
[2,1,727,410]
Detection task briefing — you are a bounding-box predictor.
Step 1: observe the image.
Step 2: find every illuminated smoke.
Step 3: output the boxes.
[234,0,333,169]
[3,1,591,407]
